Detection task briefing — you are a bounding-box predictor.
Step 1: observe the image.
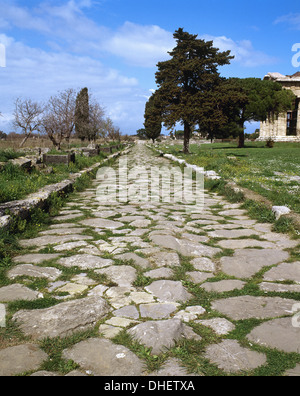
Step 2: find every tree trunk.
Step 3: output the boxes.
[238,130,245,148]
[183,121,191,154]
[19,133,30,148]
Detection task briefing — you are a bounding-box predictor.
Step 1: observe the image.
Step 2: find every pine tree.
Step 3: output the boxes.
[155,28,233,153]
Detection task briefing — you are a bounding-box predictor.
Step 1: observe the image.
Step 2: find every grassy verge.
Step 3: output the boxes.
[157,141,300,213]
[0,145,125,204]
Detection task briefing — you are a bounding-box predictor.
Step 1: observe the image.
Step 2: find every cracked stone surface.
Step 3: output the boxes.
[2,143,300,377]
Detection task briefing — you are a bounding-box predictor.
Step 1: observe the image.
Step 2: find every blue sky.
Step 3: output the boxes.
[0,0,299,135]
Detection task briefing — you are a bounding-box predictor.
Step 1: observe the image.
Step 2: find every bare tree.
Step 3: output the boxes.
[42,89,76,150]
[88,99,105,142]
[13,98,44,147]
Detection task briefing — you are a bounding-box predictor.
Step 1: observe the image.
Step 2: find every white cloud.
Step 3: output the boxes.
[202,34,277,67]
[104,22,174,67]
[0,33,144,134]
[274,13,300,29]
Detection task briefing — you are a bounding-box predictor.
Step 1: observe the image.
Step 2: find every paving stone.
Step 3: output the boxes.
[140,303,178,319]
[95,265,137,287]
[0,284,41,302]
[58,254,113,270]
[259,282,300,293]
[55,283,89,296]
[13,253,60,264]
[247,318,300,353]
[19,234,93,247]
[0,344,48,376]
[128,319,198,355]
[145,280,192,303]
[150,234,221,258]
[149,251,180,267]
[201,280,246,293]
[150,358,199,376]
[115,252,151,269]
[144,267,174,279]
[196,318,235,335]
[186,271,215,284]
[113,305,140,320]
[99,324,122,339]
[13,296,111,339]
[62,338,145,376]
[191,257,216,272]
[220,249,290,278]
[53,241,90,252]
[174,306,206,322]
[204,340,267,373]
[80,218,124,229]
[263,262,300,284]
[217,239,277,249]
[40,228,86,235]
[8,264,62,281]
[105,317,138,328]
[212,296,298,320]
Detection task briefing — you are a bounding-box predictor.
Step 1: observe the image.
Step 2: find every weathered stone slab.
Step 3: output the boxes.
[140,303,178,319]
[113,305,140,320]
[58,254,113,270]
[150,358,198,376]
[191,257,216,272]
[150,234,221,257]
[145,280,191,303]
[196,318,235,335]
[208,229,261,239]
[8,264,62,281]
[115,252,150,269]
[212,296,298,320]
[220,249,289,278]
[144,268,174,279]
[13,253,60,264]
[62,338,145,376]
[259,282,300,293]
[247,318,300,354]
[19,234,93,247]
[0,284,41,302]
[217,239,277,249]
[263,262,300,284]
[95,265,137,287]
[128,319,190,355]
[0,344,48,376]
[13,296,110,339]
[0,304,6,327]
[186,271,214,284]
[201,280,246,293]
[149,252,180,268]
[80,218,124,229]
[205,340,267,373]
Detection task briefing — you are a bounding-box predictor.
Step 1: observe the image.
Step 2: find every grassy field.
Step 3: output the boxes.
[0,147,122,204]
[158,141,300,214]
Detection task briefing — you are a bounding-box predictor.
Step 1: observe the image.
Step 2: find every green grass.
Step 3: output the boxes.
[158,141,300,214]
[0,151,108,204]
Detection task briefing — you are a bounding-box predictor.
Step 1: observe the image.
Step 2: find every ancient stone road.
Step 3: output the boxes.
[0,143,299,376]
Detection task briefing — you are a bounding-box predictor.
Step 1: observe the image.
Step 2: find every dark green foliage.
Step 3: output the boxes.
[144,93,162,142]
[75,87,90,141]
[155,28,233,153]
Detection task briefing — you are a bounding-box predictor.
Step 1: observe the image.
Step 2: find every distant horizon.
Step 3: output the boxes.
[0,0,299,136]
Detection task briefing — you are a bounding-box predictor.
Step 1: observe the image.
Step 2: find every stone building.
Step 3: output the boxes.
[258,72,300,142]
